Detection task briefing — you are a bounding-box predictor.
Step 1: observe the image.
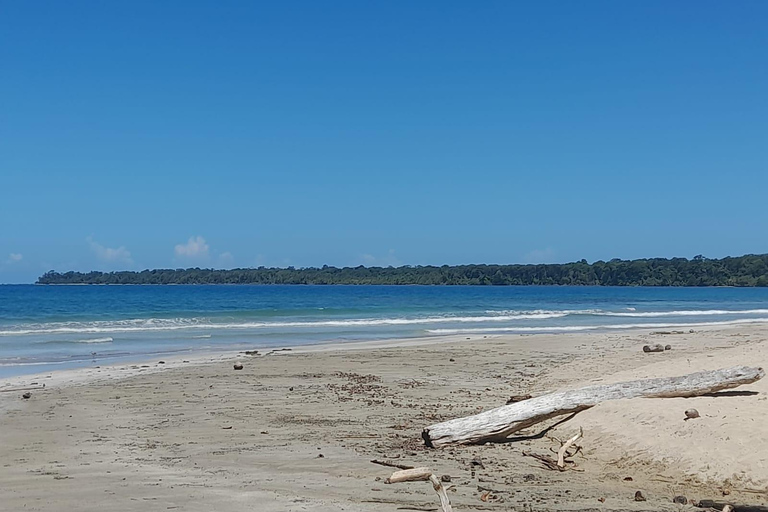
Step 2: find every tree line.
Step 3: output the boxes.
[36,254,768,286]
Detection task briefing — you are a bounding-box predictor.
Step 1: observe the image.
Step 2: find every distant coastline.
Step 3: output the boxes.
[36,254,768,286]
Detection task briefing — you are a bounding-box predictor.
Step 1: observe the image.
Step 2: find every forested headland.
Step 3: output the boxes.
[36,254,768,286]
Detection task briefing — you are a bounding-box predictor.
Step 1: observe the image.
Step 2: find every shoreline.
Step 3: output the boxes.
[2,320,767,391]
[2,324,767,510]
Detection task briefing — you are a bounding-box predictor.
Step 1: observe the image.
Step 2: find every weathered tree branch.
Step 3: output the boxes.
[423,366,764,447]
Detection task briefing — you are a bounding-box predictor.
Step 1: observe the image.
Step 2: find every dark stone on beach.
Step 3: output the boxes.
[289,386,294,391]
[643,344,665,353]
[684,408,700,420]
[449,358,455,362]
[22,392,31,399]
[665,344,672,350]
[441,475,451,483]
[158,361,165,364]
[470,458,485,469]
[673,495,688,505]
[506,394,533,404]
[233,363,244,370]
[634,491,646,502]
[317,453,324,458]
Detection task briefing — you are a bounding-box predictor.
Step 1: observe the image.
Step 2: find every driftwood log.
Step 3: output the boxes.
[423,366,764,447]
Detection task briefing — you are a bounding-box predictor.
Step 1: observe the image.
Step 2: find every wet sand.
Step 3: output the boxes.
[1,326,767,511]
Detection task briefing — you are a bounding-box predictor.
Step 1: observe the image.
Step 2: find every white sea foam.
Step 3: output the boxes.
[426,317,768,334]
[0,312,572,335]
[593,309,768,317]
[33,336,114,345]
[73,337,114,343]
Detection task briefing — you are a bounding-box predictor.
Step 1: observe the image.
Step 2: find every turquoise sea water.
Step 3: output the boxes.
[2,285,768,378]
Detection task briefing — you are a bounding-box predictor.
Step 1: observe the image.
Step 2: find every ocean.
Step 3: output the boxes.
[2,284,768,378]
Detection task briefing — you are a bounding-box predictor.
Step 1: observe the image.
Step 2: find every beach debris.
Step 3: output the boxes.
[665,344,672,350]
[556,427,583,469]
[440,475,451,483]
[506,394,532,404]
[371,459,414,470]
[685,408,700,420]
[384,468,452,512]
[233,363,244,370]
[244,350,260,356]
[422,366,764,447]
[598,497,606,503]
[22,392,31,399]
[673,495,688,505]
[692,500,768,511]
[634,491,646,501]
[449,358,455,362]
[522,450,565,471]
[623,476,633,481]
[386,467,433,484]
[221,426,232,429]
[643,344,666,353]
[317,453,324,458]
[158,361,165,364]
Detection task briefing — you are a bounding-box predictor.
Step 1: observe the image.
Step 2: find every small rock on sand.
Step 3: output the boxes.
[684,409,700,420]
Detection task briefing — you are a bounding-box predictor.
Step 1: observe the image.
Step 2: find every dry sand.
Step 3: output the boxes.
[1,325,767,511]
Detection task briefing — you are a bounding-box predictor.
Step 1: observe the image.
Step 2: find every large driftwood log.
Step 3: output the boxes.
[423,366,764,448]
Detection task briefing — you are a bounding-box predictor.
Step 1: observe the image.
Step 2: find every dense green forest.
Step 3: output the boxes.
[36,254,768,286]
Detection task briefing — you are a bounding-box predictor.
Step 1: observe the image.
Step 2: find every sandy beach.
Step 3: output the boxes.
[2,325,767,511]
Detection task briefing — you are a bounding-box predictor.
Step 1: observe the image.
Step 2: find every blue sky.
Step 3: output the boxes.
[1,2,767,283]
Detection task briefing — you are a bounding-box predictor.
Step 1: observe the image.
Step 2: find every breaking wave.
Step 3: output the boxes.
[2,309,768,337]
[427,317,768,334]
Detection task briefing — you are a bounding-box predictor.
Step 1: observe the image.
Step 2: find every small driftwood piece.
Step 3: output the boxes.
[371,459,414,470]
[386,468,432,484]
[386,468,452,512]
[423,366,764,447]
[557,427,583,469]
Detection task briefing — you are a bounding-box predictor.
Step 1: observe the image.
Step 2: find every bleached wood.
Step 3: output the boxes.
[557,427,583,468]
[385,467,432,484]
[428,474,453,512]
[423,366,764,447]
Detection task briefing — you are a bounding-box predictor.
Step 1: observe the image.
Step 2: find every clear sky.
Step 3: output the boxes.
[1,2,767,283]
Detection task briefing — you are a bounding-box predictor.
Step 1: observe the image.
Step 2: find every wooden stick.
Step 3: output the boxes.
[557,427,583,468]
[386,467,432,484]
[371,459,415,470]
[423,366,764,447]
